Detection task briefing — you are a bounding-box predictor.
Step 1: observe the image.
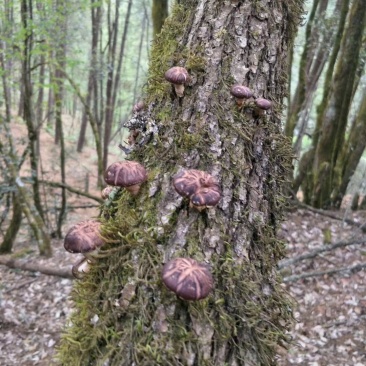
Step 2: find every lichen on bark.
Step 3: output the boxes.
[58,1,303,365]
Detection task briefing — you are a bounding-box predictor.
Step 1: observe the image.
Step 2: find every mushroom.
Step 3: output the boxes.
[172,169,222,210]
[71,257,91,279]
[101,185,114,200]
[164,66,190,97]
[64,220,104,260]
[254,98,272,116]
[230,85,253,106]
[162,258,213,301]
[132,101,144,113]
[104,161,148,195]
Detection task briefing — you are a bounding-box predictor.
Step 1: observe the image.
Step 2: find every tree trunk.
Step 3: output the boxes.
[0,193,22,254]
[77,0,102,153]
[333,90,366,205]
[310,0,366,208]
[152,0,169,38]
[58,1,303,365]
[103,0,132,171]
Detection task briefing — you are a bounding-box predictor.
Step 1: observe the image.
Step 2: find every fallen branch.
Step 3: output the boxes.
[39,180,103,204]
[0,255,73,279]
[279,238,366,269]
[283,262,366,283]
[292,200,366,232]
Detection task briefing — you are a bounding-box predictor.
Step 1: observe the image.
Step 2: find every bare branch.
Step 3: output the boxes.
[291,200,366,232]
[279,238,366,269]
[0,255,73,279]
[39,180,103,204]
[283,262,366,283]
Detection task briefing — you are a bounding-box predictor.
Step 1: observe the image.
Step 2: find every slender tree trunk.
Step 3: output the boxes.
[58,0,303,364]
[0,193,22,254]
[53,0,68,238]
[333,91,366,205]
[77,0,102,153]
[310,1,366,208]
[103,0,133,171]
[152,0,168,38]
[295,0,349,198]
[21,0,45,220]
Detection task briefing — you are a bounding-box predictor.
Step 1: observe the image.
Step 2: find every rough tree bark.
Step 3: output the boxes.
[58,1,302,365]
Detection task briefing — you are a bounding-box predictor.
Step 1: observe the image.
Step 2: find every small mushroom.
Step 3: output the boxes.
[72,257,91,279]
[254,98,272,116]
[162,258,213,301]
[64,220,104,260]
[101,186,114,200]
[132,101,144,113]
[164,66,190,97]
[230,85,253,106]
[104,161,148,195]
[173,169,222,210]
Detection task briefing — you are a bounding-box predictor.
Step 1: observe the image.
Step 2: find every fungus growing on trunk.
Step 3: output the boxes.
[230,85,253,106]
[71,257,91,279]
[173,169,222,210]
[254,98,272,116]
[101,186,114,200]
[162,257,213,301]
[104,161,148,195]
[64,220,104,260]
[164,66,190,97]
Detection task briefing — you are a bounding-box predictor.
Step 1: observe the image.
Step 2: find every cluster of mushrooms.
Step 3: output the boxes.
[64,65,271,301]
[164,66,272,114]
[64,161,220,300]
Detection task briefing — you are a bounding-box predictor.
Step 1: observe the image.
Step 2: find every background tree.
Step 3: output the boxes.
[152,0,169,38]
[58,0,303,365]
[298,0,366,208]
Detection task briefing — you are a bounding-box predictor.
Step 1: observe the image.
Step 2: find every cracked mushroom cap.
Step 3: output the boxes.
[255,98,272,110]
[104,161,148,195]
[230,85,253,99]
[164,67,190,97]
[64,220,104,254]
[173,169,222,208]
[101,186,114,200]
[162,258,213,301]
[164,66,189,85]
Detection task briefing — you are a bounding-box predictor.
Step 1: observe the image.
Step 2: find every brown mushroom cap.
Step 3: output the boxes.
[162,258,213,301]
[101,186,114,200]
[190,186,222,208]
[64,220,104,254]
[230,85,253,99]
[164,66,189,85]
[164,67,190,97]
[104,161,148,194]
[173,169,222,208]
[255,98,272,110]
[133,101,144,113]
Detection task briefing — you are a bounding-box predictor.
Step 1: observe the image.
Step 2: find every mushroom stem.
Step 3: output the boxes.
[126,184,141,195]
[72,257,91,279]
[174,84,185,97]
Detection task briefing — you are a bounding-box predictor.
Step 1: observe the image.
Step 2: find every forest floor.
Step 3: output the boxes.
[1,118,366,365]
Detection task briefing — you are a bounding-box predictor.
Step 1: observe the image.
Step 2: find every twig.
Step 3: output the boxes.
[4,278,38,294]
[292,200,366,232]
[39,180,103,204]
[279,238,366,269]
[0,255,73,279]
[283,262,366,283]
